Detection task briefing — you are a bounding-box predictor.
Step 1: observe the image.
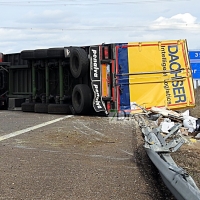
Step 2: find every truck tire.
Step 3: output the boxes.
[34,103,48,113]
[21,102,35,112]
[72,84,92,114]
[70,48,89,78]
[21,50,34,60]
[48,104,71,114]
[34,49,48,59]
[47,48,65,58]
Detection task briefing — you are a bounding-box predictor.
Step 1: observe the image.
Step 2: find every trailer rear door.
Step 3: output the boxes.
[116,40,195,113]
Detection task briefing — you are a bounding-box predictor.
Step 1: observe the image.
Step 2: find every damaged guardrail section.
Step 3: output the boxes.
[133,106,200,200]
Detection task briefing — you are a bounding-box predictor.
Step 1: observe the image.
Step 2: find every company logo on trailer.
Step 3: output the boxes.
[168,45,186,103]
[161,44,186,104]
[90,47,100,81]
[92,83,103,110]
[90,46,106,113]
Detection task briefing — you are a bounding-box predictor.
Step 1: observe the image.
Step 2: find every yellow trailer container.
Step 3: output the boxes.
[115,39,195,113]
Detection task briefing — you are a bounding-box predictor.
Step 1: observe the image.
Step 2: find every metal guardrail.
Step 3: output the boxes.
[133,114,200,200]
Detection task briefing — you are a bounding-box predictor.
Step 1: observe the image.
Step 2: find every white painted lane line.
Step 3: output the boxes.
[0,115,73,142]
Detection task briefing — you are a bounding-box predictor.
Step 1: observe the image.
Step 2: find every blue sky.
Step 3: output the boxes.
[0,0,200,53]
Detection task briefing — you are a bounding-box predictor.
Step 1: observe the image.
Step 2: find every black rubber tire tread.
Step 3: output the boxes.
[21,102,35,112]
[21,50,35,60]
[48,104,72,114]
[34,103,48,113]
[72,84,92,114]
[47,48,65,58]
[70,48,89,78]
[34,49,48,59]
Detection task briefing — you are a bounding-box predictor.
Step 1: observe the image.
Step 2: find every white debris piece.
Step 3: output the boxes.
[150,107,181,118]
[160,119,175,134]
[195,133,200,139]
[131,102,137,110]
[182,110,197,133]
[181,110,190,118]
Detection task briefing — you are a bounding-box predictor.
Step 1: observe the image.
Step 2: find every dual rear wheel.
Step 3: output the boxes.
[22,84,92,115]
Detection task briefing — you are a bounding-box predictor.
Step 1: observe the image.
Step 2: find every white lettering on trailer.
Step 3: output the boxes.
[90,46,106,113]
[91,49,100,79]
[161,46,172,105]
[93,84,103,109]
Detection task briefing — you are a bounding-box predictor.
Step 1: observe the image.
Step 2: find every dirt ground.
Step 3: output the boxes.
[170,86,200,190]
[171,143,200,189]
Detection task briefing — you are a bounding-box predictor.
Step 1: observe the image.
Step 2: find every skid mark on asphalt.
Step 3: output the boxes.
[73,125,102,141]
[73,125,89,135]
[119,149,134,156]
[72,120,105,137]
[12,145,130,161]
[0,115,73,142]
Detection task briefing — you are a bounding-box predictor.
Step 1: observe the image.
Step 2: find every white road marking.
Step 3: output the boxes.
[0,115,73,141]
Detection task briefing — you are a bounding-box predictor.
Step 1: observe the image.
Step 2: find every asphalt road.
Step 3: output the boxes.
[0,110,176,200]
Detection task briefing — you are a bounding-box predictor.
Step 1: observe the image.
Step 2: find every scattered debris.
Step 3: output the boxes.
[149,106,200,135]
[179,127,189,136]
[132,104,200,200]
[150,106,182,119]
[195,133,200,139]
[190,138,197,143]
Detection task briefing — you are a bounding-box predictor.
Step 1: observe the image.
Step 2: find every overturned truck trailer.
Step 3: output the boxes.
[0,39,195,115]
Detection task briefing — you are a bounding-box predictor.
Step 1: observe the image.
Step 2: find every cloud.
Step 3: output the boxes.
[155,13,196,25]
[150,13,200,32]
[1,6,200,54]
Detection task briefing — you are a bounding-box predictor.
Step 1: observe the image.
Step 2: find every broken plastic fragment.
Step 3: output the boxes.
[195,133,200,139]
